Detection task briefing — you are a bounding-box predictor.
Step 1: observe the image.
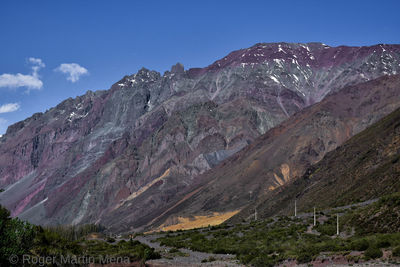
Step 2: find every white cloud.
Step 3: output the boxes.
[0,57,45,90]
[0,103,20,114]
[0,73,43,90]
[55,63,88,82]
[28,57,45,75]
[28,57,45,68]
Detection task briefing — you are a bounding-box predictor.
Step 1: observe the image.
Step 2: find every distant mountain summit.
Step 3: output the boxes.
[1,43,400,232]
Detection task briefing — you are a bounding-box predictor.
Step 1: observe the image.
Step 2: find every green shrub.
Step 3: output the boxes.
[106,237,116,243]
[238,253,256,264]
[315,220,337,236]
[296,245,317,264]
[297,252,313,264]
[393,246,400,257]
[143,247,160,260]
[350,239,369,251]
[364,247,383,260]
[129,239,141,246]
[376,236,391,248]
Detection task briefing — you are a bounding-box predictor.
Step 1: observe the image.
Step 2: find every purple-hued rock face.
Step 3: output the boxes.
[0,42,400,232]
[206,42,400,71]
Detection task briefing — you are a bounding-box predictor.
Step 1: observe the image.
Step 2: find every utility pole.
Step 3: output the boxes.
[313,207,316,226]
[294,200,297,217]
[336,213,339,236]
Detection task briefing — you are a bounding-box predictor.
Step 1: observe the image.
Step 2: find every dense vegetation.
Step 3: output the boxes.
[0,205,160,266]
[0,205,36,266]
[155,193,400,266]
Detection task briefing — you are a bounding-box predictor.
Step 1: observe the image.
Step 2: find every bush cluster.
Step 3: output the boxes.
[0,205,160,266]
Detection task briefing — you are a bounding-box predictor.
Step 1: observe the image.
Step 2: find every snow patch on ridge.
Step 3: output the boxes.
[270,76,280,83]
[273,59,285,66]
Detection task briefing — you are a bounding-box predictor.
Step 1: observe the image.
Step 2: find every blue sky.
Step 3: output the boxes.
[0,0,399,134]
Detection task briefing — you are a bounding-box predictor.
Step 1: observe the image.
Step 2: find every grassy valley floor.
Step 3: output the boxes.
[142,193,400,266]
[2,193,400,266]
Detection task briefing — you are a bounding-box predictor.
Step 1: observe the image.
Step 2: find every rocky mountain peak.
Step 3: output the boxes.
[171,62,185,74]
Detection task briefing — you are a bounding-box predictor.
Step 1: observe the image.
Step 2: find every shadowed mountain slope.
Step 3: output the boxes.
[232,100,400,222]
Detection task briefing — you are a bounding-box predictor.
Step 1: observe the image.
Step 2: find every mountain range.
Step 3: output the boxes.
[1,42,400,232]
[234,99,400,223]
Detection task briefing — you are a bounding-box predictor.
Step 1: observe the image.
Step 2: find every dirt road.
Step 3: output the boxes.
[135,234,244,267]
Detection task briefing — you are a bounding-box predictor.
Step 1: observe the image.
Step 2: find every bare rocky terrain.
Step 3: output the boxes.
[150,74,400,230]
[1,43,400,233]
